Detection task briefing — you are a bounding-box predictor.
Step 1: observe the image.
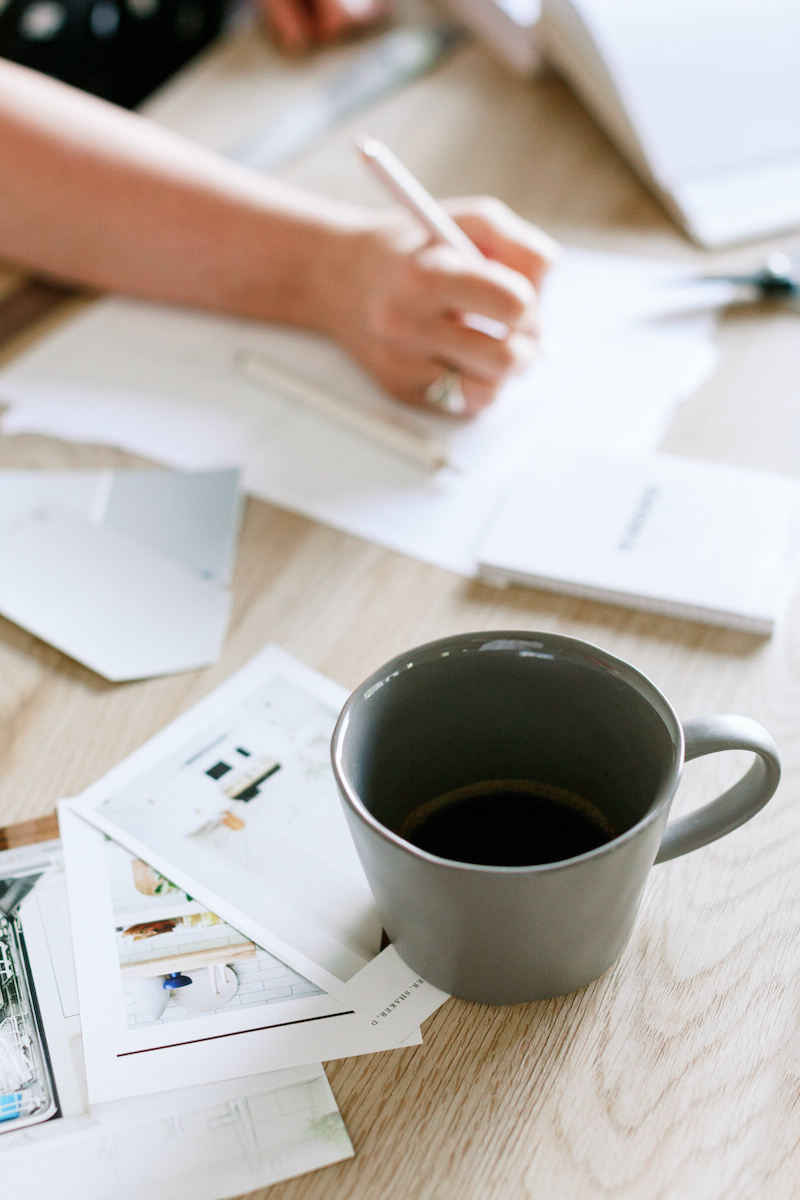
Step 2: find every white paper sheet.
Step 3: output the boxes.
[66,645,450,1044]
[0,468,242,582]
[0,507,231,682]
[0,468,242,681]
[59,807,422,1104]
[0,250,718,575]
[0,840,356,1199]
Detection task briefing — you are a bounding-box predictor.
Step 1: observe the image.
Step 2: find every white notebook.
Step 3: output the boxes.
[477,449,800,634]
[540,0,800,247]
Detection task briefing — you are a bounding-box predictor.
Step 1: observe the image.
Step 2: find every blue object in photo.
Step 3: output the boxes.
[0,1093,23,1122]
[162,971,192,990]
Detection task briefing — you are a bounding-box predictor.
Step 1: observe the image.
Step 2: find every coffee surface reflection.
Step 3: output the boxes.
[400,779,615,867]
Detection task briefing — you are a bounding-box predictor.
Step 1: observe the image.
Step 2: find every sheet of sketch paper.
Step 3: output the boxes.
[59,807,421,1104]
[0,251,719,575]
[67,645,450,1043]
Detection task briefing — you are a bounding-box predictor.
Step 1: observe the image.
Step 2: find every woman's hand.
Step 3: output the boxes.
[258,0,388,51]
[318,198,559,415]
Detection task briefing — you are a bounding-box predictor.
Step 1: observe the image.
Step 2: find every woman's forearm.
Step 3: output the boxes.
[0,57,361,330]
[0,55,555,410]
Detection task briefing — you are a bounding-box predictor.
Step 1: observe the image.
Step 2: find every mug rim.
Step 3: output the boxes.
[331,630,685,874]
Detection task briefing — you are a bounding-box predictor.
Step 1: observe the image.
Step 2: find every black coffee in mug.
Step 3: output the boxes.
[400,779,615,867]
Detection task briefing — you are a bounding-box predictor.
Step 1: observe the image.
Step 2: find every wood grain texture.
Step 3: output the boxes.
[1,25,800,1200]
[0,812,59,848]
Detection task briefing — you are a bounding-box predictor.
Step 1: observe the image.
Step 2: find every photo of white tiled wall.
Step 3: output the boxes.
[122,935,322,1030]
[103,833,322,1030]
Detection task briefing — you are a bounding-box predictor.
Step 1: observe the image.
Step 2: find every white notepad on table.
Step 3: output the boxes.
[477,449,800,634]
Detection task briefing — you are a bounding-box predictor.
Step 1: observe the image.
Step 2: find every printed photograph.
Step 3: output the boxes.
[0,867,58,1134]
[105,838,322,1030]
[94,663,380,983]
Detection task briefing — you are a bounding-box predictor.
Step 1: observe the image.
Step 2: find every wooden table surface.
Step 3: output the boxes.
[1,20,800,1200]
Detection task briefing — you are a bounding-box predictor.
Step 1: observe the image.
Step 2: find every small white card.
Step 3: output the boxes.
[66,645,449,1044]
[477,448,800,634]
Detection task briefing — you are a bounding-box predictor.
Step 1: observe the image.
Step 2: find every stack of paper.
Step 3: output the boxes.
[0,468,242,680]
[1,645,453,1197]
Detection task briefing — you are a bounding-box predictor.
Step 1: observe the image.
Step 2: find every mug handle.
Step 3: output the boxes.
[655,715,781,864]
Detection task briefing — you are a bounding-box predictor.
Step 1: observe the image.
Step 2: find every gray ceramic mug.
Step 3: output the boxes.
[331,631,781,1004]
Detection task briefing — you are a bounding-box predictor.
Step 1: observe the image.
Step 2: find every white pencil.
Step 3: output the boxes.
[235,351,451,473]
[356,136,484,265]
[356,136,525,409]
[359,136,558,378]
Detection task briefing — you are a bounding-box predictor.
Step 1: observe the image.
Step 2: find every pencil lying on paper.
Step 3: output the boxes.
[235,351,452,472]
